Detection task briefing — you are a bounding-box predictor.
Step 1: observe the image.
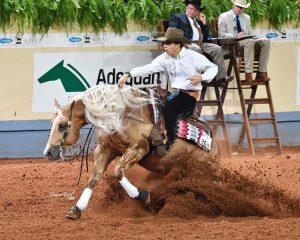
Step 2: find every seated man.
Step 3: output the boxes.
[218,0,270,83]
[168,0,232,86]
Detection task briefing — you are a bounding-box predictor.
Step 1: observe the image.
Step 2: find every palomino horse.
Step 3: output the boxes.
[43,85,220,219]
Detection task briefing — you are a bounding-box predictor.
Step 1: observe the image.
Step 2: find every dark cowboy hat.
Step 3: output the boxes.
[185,0,205,11]
[157,28,190,44]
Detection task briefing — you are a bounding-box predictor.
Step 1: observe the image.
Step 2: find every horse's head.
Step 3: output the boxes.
[43,98,87,160]
[38,60,64,83]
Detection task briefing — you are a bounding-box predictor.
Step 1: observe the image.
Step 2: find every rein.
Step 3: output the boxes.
[58,102,95,184]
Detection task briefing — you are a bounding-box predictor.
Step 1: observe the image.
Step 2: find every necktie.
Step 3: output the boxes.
[236,16,242,33]
[193,18,203,47]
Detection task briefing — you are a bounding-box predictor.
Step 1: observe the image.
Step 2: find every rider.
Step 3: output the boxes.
[118,28,217,150]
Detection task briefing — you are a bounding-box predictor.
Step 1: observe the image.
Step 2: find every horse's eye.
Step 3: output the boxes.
[58,123,68,132]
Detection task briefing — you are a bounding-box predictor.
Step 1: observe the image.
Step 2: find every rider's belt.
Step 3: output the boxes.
[171,88,199,100]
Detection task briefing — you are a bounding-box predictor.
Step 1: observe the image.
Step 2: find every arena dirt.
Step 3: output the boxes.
[1,147,300,240]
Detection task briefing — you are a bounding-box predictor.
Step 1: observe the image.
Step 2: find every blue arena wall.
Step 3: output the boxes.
[0,111,299,158]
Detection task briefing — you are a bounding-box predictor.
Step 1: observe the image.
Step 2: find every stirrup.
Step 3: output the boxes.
[150,128,166,146]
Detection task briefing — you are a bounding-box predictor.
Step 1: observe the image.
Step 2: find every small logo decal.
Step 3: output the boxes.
[136,36,150,42]
[69,37,82,43]
[266,32,278,39]
[0,38,13,44]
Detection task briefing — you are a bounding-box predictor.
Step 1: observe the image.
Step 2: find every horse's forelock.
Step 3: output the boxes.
[51,100,74,124]
[51,112,58,123]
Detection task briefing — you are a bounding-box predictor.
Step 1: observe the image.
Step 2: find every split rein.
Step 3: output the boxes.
[58,103,95,184]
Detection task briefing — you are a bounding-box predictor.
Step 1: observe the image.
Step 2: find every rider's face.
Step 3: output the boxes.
[162,41,181,57]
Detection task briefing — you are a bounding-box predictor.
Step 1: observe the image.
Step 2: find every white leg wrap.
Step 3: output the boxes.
[76,187,93,211]
[119,177,139,198]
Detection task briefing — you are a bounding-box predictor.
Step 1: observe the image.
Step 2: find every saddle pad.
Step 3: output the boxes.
[145,88,161,125]
[176,118,212,151]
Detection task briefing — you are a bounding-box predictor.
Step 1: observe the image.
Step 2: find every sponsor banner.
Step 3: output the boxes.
[0,32,156,48]
[33,51,162,112]
[253,28,300,41]
[2,28,300,48]
[297,48,300,105]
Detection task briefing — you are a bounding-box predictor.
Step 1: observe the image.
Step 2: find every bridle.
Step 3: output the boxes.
[57,101,95,184]
[59,105,74,161]
[59,122,72,160]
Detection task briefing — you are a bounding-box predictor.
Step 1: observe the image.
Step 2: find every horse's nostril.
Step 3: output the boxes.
[46,151,52,159]
[46,146,60,160]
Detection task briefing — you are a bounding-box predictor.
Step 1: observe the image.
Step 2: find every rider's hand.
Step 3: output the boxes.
[118,73,129,87]
[237,32,247,38]
[198,13,207,25]
[187,75,202,85]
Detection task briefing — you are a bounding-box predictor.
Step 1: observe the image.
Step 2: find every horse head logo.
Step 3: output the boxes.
[38,60,91,92]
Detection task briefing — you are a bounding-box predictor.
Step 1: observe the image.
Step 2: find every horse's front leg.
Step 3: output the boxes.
[66,144,112,220]
[114,140,150,206]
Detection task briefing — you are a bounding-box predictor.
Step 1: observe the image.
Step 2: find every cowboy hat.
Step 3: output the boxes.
[231,0,251,9]
[185,0,205,11]
[157,28,190,44]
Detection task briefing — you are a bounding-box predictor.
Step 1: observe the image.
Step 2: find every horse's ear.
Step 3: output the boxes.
[70,100,76,110]
[54,99,61,110]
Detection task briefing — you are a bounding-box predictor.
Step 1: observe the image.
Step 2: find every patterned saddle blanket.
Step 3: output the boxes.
[176,116,212,151]
[145,87,213,152]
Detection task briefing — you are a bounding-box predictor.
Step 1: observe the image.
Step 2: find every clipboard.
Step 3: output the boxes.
[236,35,256,41]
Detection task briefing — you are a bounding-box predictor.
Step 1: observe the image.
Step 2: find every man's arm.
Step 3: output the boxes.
[243,14,253,36]
[195,54,218,83]
[130,55,165,77]
[199,20,209,41]
[168,14,180,28]
[118,55,166,86]
[218,13,232,38]
[169,13,193,40]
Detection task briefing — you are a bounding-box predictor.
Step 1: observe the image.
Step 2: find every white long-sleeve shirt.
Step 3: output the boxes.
[130,47,218,91]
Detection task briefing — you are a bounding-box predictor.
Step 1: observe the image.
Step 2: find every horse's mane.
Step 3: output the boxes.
[81,85,152,135]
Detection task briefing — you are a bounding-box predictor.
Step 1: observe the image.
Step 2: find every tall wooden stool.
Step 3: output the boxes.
[235,54,283,155]
[196,80,232,156]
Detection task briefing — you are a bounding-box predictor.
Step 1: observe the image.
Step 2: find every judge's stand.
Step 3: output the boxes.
[153,21,283,157]
[208,35,282,156]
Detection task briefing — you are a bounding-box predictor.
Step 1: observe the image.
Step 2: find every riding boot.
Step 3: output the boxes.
[150,127,166,155]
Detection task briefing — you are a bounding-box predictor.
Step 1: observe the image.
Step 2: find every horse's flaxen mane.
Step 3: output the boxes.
[81,85,152,135]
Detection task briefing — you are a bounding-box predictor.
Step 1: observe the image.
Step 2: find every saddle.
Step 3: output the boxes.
[146,88,212,154]
[145,87,167,155]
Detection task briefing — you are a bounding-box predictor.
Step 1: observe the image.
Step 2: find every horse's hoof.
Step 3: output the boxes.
[65,206,81,220]
[136,189,151,207]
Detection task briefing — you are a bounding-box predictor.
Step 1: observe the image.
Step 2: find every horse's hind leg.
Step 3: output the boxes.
[66,144,112,220]
[114,141,150,207]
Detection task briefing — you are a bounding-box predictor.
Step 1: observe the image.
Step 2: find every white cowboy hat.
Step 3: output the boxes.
[231,0,251,9]
[157,28,190,44]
